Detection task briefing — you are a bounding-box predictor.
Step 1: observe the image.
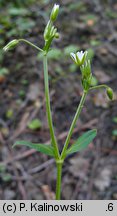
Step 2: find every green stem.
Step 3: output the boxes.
[43,54,60,159]
[56,161,63,200]
[18,39,43,52]
[61,91,87,159]
[89,84,108,91]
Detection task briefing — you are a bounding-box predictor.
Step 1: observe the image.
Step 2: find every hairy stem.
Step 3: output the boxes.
[56,161,63,200]
[18,39,43,52]
[43,54,60,159]
[61,91,87,159]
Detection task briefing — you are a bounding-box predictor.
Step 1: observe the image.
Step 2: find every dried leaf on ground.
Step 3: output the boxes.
[94,70,111,83]
[69,157,89,179]
[41,185,55,200]
[93,167,112,191]
[93,92,109,108]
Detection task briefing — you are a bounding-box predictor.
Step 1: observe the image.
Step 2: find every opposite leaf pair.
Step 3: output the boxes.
[13,129,97,158]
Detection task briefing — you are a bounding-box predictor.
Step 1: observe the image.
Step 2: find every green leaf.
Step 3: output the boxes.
[38,48,62,61]
[8,8,29,16]
[64,45,79,56]
[90,39,101,47]
[112,117,117,123]
[28,119,42,130]
[66,129,97,155]
[2,173,12,182]
[112,130,117,137]
[0,68,9,76]
[6,109,14,119]
[13,141,54,157]
[86,48,95,62]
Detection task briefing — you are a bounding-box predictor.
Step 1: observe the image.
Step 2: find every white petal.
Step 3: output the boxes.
[76,51,84,61]
[70,52,76,61]
[54,4,59,10]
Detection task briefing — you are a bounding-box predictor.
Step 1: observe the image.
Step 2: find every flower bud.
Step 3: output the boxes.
[106,87,113,100]
[55,32,59,39]
[3,39,19,52]
[44,21,52,41]
[50,4,59,22]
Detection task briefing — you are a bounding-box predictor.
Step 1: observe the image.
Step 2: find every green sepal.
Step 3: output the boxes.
[13,141,55,157]
[44,21,52,41]
[3,39,19,52]
[66,129,97,156]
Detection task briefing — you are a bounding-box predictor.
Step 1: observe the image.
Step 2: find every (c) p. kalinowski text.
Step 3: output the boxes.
[31,202,83,212]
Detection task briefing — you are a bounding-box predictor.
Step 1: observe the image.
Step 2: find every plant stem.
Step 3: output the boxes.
[61,91,87,159]
[56,161,63,200]
[89,84,108,91]
[43,54,60,159]
[18,39,43,52]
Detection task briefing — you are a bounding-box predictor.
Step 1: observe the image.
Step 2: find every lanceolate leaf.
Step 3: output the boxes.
[66,129,97,156]
[13,141,55,157]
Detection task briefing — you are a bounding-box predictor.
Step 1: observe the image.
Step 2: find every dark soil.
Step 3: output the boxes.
[0,0,117,200]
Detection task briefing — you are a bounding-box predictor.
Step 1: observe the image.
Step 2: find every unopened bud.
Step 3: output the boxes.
[106,87,113,100]
[3,39,19,52]
[55,32,59,39]
[44,21,52,41]
[50,4,59,22]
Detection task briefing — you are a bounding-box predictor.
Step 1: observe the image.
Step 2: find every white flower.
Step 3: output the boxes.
[70,50,87,66]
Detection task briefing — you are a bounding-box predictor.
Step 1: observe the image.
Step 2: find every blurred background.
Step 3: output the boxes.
[0,0,117,200]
